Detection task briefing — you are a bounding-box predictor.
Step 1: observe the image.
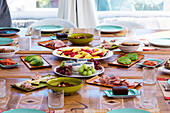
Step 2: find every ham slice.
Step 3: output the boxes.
[45,40,67,48]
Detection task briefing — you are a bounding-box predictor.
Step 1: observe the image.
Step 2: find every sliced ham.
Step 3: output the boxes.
[21,81,34,89]
[45,40,67,48]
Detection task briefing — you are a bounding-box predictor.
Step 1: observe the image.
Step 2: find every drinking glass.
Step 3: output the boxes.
[92,28,101,39]
[143,67,157,84]
[19,36,31,50]
[140,88,156,109]
[31,27,41,38]
[48,89,64,109]
[126,28,136,40]
[0,79,6,98]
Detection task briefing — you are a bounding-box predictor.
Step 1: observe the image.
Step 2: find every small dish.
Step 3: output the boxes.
[103,89,140,98]
[0,59,20,68]
[168,79,170,85]
[158,66,170,74]
[136,58,164,67]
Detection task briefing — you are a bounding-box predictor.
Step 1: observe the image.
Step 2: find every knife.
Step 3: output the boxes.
[162,84,170,91]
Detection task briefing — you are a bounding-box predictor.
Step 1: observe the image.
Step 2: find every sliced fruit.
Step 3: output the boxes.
[91,51,101,56]
[92,56,100,59]
[57,51,62,55]
[62,48,73,52]
[84,47,89,50]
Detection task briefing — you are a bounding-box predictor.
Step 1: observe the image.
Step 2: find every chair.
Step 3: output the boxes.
[29,18,77,28]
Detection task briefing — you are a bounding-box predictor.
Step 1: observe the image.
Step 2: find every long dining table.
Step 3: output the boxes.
[0,28,170,113]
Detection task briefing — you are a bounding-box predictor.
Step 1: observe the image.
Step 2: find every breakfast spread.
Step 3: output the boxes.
[44,40,67,49]
[112,86,129,95]
[164,59,170,69]
[24,55,44,66]
[117,53,138,65]
[56,47,108,59]
[120,42,139,46]
[0,58,16,65]
[99,75,135,87]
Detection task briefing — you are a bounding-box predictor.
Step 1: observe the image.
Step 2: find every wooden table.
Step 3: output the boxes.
[0,28,170,113]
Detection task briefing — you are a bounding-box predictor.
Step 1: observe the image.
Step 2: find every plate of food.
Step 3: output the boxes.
[11,74,55,92]
[94,25,123,33]
[86,75,141,89]
[0,58,20,68]
[103,88,140,98]
[0,27,20,36]
[52,47,113,60]
[99,39,118,50]
[0,38,14,46]
[137,58,164,67]
[34,25,64,33]
[54,59,104,78]
[20,55,52,69]
[38,39,67,50]
[108,53,144,68]
[158,59,170,74]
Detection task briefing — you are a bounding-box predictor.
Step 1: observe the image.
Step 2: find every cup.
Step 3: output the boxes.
[48,89,64,109]
[126,28,136,40]
[31,27,41,38]
[19,36,31,50]
[0,79,6,97]
[143,67,157,84]
[140,88,156,109]
[91,28,101,39]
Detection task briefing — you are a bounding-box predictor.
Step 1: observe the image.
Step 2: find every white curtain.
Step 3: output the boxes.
[58,0,98,28]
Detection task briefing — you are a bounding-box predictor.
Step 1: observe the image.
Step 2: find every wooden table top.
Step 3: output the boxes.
[0,28,170,113]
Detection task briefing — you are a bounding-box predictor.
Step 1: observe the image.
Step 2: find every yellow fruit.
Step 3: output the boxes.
[84,47,89,50]
[102,48,106,53]
[73,48,81,52]
[84,54,92,59]
[93,48,99,52]
[57,51,62,55]
[74,54,82,58]
[92,56,100,59]
[91,51,101,55]
[62,48,73,52]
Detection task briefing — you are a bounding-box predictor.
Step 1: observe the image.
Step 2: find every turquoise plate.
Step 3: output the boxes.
[94,25,123,33]
[107,108,150,113]
[0,27,20,36]
[0,59,20,68]
[149,38,170,47]
[2,108,45,113]
[0,38,14,46]
[168,79,170,85]
[34,25,64,33]
[103,89,140,98]
[136,58,164,67]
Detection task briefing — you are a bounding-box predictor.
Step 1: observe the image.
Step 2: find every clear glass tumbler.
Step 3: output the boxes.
[140,89,156,109]
[0,79,6,97]
[48,88,64,109]
[31,27,41,38]
[143,67,157,84]
[92,28,101,39]
[19,36,31,50]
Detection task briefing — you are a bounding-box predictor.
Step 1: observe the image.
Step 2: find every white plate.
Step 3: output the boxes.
[149,38,170,47]
[52,47,113,60]
[54,66,104,78]
[158,66,170,74]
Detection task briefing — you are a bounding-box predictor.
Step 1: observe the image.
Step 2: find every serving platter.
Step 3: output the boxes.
[94,25,123,33]
[52,47,113,60]
[103,89,140,98]
[20,55,52,69]
[54,65,104,78]
[11,74,54,92]
[136,58,164,67]
[0,38,14,46]
[108,54,144,68]
[0,59,20,68]
[86,76,141,89]
[0,27,20,36]
[34,25,64,33]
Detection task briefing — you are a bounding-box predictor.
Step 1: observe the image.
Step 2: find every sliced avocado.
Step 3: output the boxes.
[118,56,131,65]
[126,53,138,61]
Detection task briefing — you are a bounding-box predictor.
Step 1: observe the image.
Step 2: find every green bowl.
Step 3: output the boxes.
[47,77,83,95]
[68,33,93,45]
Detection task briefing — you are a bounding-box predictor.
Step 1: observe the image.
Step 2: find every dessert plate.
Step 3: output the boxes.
[103,89,140,98]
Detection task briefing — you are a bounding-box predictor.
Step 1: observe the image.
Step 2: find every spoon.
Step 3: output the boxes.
[162,84,170,91]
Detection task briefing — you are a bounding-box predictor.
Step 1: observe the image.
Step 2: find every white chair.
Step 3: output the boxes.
[29,18,77,28]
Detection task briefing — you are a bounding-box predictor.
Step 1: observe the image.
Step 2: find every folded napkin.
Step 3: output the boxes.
[157,78,170,100]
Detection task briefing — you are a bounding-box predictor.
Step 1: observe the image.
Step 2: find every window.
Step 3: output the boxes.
[7,0,59,19]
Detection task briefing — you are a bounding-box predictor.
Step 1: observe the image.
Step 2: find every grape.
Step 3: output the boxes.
[94,61,97,65]
[91,68,95,74]
[68,71,72,75]
[82,64,88,70]
[82,71,87,76]
[68,65,72,69]
[78,67,84,73]
[87,70,92,76]
[59,67,64,70]
[60,70,65,74]
[97,62,101,65]
[56,68,60,72]
[65,72,69,75]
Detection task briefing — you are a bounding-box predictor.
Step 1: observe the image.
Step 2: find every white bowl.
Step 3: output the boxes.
[116,40,142,53]
[0,46,19,58]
